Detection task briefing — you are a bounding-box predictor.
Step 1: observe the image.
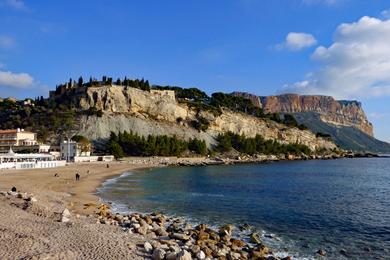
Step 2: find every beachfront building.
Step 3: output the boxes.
[0,148,66,169]
[60,140,113,162]
[0,128,51,153]
[0,128,37,147]
[60,140,91,161]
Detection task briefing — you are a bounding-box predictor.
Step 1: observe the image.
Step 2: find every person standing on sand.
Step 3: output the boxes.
[75,173,80,181]
[106,164,109,168]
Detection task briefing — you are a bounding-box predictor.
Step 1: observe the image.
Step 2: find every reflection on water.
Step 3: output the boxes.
[98,158,390,259]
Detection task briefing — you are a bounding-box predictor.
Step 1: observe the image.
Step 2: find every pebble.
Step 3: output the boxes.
[176,249,192,260]
[144,241,153,254]
[196,250,206,260]
[152,248,165,260]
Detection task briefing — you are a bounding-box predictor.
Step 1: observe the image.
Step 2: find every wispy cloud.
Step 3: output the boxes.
[0,70,34,88]
[1,0,27,10]
[381,9,390,19]
[283,16,390,99]
[301,0,341,5]
[275,32,317,51]
[0,35,15,49]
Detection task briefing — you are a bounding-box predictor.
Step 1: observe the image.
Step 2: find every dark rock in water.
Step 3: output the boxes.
[340,249,348,256]
[363,247,371,252]
[249,232,261,244]
[281,257,292,260]
[219,224,234,236]
[317,249,326,256]
[239,223,251,231]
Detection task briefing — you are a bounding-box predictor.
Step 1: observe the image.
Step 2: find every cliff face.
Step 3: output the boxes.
[64,85,336,151]
[233,92,373,137]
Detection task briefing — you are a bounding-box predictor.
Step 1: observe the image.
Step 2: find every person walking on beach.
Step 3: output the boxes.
[75,173,80,181]
[106,164,109,168]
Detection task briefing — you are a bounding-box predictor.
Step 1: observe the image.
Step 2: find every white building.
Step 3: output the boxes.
[60,140,91,161]
[0,149,66,169]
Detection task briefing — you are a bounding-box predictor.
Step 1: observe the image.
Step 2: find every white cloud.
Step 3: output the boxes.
[0,35,15,49]
[302,0,340,5]
[283,16,390,99]
[381,9,390,19]
[2,0,27,10]
[0,70,34,88]
[276,32,317,51]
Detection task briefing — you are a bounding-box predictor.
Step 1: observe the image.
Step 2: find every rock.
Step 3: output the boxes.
[8,191,18,196]
[281,257,292,260]
[28,196,37,202]
[127,243,136,251]
[197,230,210,241]
[317,249,326,256]
[165,252,177,260]
[144,241,153,254]
[152,248,165,260]
[219,224,234,236]
[196,224,207,232]
[339,249,347,256]
[176,249,192,260]
[132,222,141,229]
[155,227,169,237]
[136,226,148,235]
[250,233,261,244]
[144,215,153,224]
[196,250,206,260]
[230,238,246,248]
[62,208,71,218]
[150,240,162,250]
[190,245,201,254]
[171,233,190,241]
[114,214,124,222]
[139,218,148,227]
[229,252,242,260]
[238,223,250,231]
[61,216,70,223]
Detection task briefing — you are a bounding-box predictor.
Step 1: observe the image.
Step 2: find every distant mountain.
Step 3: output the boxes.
[233,92,390,153]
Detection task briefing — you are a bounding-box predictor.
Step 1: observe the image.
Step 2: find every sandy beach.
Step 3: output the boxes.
[0,161,154,259]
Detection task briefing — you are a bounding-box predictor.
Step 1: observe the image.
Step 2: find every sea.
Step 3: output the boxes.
[97,158,390,259]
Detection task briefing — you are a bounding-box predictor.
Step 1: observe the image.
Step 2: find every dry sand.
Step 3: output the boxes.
[0,161,154,260]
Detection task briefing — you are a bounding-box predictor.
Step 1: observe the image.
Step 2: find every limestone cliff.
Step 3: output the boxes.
[60,85,336,151]
[233,92,373,137]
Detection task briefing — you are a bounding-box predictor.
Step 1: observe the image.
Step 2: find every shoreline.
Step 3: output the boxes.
[0,156,385,259]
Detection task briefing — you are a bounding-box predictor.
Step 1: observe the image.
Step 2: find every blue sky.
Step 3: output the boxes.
[0,0,390,142]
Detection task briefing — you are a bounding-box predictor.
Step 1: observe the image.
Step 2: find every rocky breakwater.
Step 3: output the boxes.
[93,204,293,260]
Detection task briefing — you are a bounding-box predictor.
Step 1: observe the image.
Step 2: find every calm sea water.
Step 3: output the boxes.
[97,158,390,259]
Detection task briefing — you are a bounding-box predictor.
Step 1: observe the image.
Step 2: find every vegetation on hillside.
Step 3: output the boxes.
[106,130,311,158]
[107,131,207,158]
[215,132,311,155]
[0,98,76,143]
